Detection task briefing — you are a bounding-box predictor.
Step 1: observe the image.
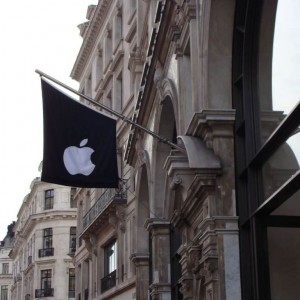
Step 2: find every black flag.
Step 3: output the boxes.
[41,79,119,188]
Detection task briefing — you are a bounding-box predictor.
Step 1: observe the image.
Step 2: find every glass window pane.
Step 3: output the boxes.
[271,189,300,216]
[268,227,300,299]
[262,136,299,199]
[258,0,300,145]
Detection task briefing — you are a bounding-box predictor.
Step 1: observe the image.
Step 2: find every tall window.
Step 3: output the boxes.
[44,189,54,210]
[68,268,75,298]
[113,7,122,53]
[69,227,76,254]
[39,228,53,257]
[1,285,8,300]
[105,240,117,275]
[40,269,53,297]
[70,188,77,208]
[43,228,52,249]
[2,263,8,275]
[233,0,300,299]
[101,240,117,293]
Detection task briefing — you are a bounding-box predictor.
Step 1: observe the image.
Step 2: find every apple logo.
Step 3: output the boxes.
[63,139,96,176]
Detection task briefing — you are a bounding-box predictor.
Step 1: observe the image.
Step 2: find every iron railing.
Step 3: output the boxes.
[82,181,127,233]
[68,290,75,298]
[35,288,54,298]
[101,270,116,293]
[38,248,54,258]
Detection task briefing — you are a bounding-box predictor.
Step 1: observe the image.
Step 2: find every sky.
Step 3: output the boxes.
[0,0,95,239]
[0,1,299,240]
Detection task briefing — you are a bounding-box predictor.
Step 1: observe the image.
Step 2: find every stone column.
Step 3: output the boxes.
[145,218,171,300]
[130,253,150,300]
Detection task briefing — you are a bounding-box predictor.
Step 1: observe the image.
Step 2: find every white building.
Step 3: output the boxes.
[0,223,14,300]
[9,178,77,300]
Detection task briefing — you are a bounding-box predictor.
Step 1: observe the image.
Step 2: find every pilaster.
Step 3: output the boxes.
[145,218,172,300]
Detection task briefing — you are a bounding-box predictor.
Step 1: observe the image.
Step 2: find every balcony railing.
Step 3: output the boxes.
[81,181,127,233]
[35,288,54,298]
[69,247,76,256]
[101,270,116,293]
[38,247,54,258]
[68,290,75,298]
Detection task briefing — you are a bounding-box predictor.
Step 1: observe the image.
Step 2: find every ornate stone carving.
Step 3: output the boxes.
[116,206,126,232]
[179,276,193,299]
[170,175,183,190]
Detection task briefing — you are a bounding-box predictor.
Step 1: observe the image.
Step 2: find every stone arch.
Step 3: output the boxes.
[151,89,179,218]
[133,151,152,300]
[135,150,151,253]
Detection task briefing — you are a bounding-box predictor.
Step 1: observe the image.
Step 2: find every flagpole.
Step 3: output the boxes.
[35,70,186,154]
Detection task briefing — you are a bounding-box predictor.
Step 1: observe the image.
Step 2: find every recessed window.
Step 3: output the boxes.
[70,188,77,208]
[44,189,54,210]
[101,240,117,293]
[39,228,53,257]
[1,285,8,300]
[1,263,8,275]
[36,269,53,298]
[69,227,76,255]
[68,268,75,298]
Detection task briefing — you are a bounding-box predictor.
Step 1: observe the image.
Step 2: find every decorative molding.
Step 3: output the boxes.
[71,0,113,81]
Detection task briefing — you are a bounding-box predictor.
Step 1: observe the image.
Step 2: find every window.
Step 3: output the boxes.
[69,227,76,254]
[233,0,300,299]
[39,228,53,257]
[36,269,53,297]
[115,72,123,113]
[2,263,8,275]
[113,7,122,53]
[101,240,117,293]
[68,268,75,298]
[104,28,112,71]
[1,285,8,300]
[70,188,77,208]
[43,228,52,249]
[44,189,54,210]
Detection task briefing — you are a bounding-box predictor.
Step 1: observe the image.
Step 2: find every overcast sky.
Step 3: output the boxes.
[0,1,299,240]
[0,1,95,239]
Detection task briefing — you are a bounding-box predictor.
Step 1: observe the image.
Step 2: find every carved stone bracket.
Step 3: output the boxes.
[83,234,97,256]
[116,206,126,232]
[178,276,193,299]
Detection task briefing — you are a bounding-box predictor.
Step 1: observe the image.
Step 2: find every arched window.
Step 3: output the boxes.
[233,1,300,299]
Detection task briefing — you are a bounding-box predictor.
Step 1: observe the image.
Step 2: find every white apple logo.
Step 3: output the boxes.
[63,139,96,176]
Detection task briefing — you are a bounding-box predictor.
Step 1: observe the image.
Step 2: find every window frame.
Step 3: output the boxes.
[68,268,75,298]
[2,263,9,275]
[69,227,76,254]
[233,0,300,299]
[1,285,8,300]
[44,189,54,210]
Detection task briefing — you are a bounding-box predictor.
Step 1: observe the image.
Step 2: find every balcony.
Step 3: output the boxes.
[80,181,127,238]
[35,288,54,298]
[38,248,54,258]
[101,270,116,293]
[69,290,75,298]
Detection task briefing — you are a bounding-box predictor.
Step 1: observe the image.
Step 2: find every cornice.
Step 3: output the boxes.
[71,0,113,81]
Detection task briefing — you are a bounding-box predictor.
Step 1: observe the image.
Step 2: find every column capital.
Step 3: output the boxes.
[144,218,170,235]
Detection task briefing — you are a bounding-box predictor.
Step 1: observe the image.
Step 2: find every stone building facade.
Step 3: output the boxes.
[9,178,77,300]
[71,0,300,300]
[0,223,14,300]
